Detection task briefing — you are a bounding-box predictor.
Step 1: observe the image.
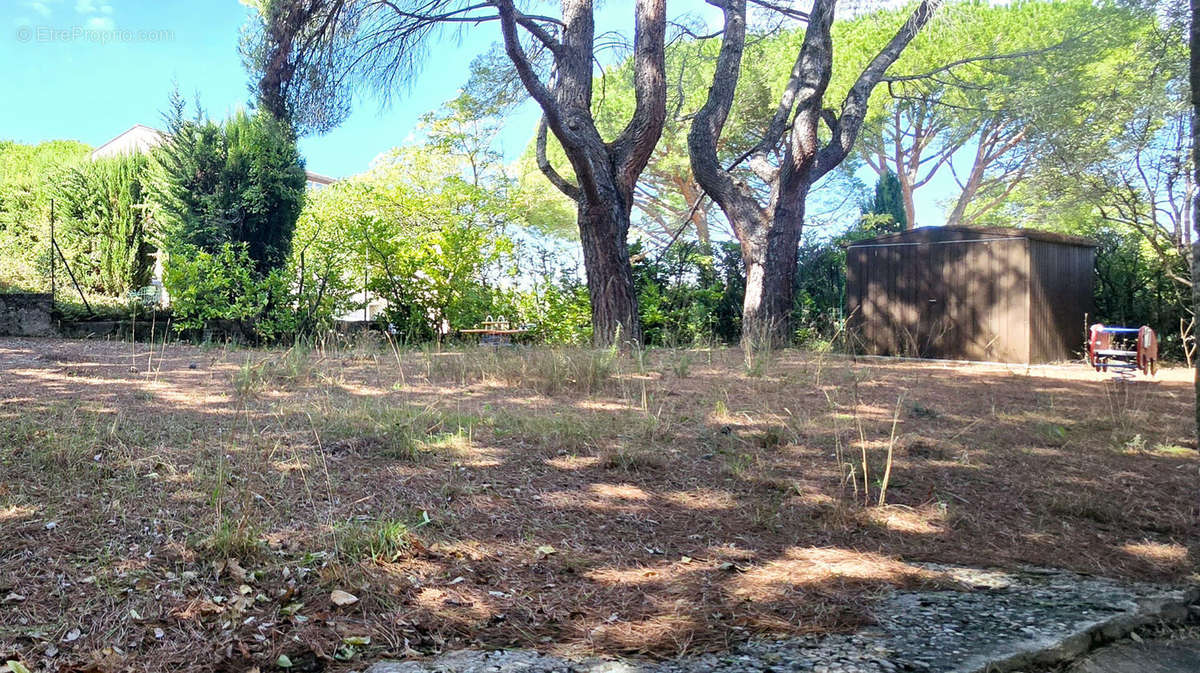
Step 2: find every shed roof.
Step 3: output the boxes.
[845,226,1096,249]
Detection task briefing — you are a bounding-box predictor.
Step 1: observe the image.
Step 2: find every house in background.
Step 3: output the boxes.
[90,124,165,160]
[91,124,338,306]
[91,124,336,190]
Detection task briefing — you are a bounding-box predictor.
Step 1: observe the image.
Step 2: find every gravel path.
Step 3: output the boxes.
[360,565,1197,673]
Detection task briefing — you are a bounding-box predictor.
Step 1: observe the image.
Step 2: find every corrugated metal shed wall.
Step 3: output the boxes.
[846,228,1095,364]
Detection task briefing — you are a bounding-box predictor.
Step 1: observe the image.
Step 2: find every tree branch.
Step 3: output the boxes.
[536,116,581,201]
[814,0,943,179]
[611,0,668,191]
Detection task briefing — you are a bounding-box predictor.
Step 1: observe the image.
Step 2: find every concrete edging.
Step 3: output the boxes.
[961,588,1200,673]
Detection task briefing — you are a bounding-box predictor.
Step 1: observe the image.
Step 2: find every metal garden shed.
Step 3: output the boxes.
[845,226,1096,364]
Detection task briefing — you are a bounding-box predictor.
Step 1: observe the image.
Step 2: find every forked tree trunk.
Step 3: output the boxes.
[498,0,664,348]
[688,0,939,349]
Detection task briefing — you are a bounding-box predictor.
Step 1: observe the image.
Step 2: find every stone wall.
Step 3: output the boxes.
[0,293,54,336]
[57,320,156,340]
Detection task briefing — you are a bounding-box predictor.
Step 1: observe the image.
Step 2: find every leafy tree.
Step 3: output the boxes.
[632,241,736,346]
[165,241,298,342]
[854,0,1158,228]
[150,93,306,275]
[296,143,516,341]
[55,153,154,295]
[288,185,361,336]
[166,242,266,331]
[979,5,1192,359]
[492,242,593,344]
[240,0,352,135]
[241,0,668,347]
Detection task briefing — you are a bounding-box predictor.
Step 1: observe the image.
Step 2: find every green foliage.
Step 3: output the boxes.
[976,11,1191,358]
[997,191,1192,358]
[290,95,599,344]
[151,92,306,275]
[792,211,907,348]
[861,172,905,233]
[491,251,593,344]
[633,241,742,346]
[164,242,295,342]
[0,139,90,289]
[854,0,1161,226]
[164,242,262,330]
[55,153,154,295]
[288,190,360,337]
[512,0,1158,243]
[299,143,515,341]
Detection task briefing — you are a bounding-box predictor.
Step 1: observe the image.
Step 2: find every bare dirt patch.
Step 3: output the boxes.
[1,338,1195,672]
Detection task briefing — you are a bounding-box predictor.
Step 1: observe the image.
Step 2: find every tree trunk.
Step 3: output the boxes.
[900,174,918,230]
[676,178,712,249]
[498,0,663,348]
[741,197,805,346]
[578,195,642,347]
[1194,239,1199,439]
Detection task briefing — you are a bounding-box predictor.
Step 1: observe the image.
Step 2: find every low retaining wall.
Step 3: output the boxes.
[0,293,54,336]
[56,320,159,340]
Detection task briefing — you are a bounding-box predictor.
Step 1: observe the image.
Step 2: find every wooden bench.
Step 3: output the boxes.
[460,319,530,346]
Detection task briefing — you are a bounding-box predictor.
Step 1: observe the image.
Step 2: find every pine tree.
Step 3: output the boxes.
[149,91,306,276]
[862,172,908,233]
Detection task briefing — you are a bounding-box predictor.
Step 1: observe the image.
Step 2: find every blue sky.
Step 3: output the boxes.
[3,0,952,228]
[3,0,523,178]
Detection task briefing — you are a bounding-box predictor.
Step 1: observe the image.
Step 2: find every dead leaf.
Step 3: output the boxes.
[330,590,358,607]
[226,558,248,583]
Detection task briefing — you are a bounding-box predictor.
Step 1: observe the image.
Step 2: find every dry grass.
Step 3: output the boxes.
[0,337,1196,672]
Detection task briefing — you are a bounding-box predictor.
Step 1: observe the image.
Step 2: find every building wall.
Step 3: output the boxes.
[1028,240,1095,362]
[848,236,1031,362]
